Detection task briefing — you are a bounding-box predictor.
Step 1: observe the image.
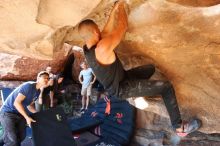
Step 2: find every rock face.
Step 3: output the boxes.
[0,0,220,139]
[122,0,220,134]
[0,43,72,80]
[167,0,220,7]
[0,0,52,59]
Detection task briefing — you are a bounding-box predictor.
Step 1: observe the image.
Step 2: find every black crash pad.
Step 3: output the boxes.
[30,107,76,146]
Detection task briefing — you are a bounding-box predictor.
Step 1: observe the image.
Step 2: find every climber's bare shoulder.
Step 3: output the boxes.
[95,36,117,65]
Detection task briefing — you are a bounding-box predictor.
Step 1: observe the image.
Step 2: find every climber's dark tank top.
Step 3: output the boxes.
[83,45,125,97]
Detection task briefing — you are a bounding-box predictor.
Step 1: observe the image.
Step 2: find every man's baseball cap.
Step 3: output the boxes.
[37,71,49,78]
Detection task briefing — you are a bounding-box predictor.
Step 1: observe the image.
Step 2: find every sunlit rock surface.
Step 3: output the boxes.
[0,43,71,80]
[167,0,220,7]
[0,0,220,143]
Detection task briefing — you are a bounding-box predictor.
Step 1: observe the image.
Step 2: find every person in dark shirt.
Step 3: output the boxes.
[46,66,56,107]
[35,72,65,111]
[35,66,55,111]
[78,0,201,137]
[53,73,65,104]
[0,71,49,146]
[35,85,53,111]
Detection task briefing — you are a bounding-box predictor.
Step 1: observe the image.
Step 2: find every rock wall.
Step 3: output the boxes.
[0,43,72,80]
[167,0,220,7]
[0,0,220,136]
[121,0,220,133]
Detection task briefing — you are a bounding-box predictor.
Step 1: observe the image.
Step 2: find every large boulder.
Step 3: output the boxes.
[0,43,72,80]
[167,0,220,7]
[0,0,220,137]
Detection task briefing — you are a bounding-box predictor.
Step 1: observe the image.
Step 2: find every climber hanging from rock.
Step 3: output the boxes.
[77,0,201,137]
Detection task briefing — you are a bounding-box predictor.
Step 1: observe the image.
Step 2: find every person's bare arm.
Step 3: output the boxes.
[27,101,37,113]
[96,0,128,63]
[101,2,119,38]
[14,93,36,126]
[38,87,44,105]
[91,72,96,84]
[49,91,54,107]
[78,73,83,84]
